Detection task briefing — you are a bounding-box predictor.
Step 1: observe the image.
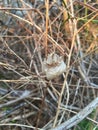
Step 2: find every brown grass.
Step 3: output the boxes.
[0,0,98,130]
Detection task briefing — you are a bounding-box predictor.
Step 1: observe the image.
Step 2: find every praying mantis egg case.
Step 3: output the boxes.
[42,53,66,80]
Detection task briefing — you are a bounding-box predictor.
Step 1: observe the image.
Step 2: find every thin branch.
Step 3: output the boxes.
[51,97,98,130]
[0,90,30,109]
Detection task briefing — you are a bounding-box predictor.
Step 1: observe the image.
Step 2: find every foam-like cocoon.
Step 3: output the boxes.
[43,53,66,80]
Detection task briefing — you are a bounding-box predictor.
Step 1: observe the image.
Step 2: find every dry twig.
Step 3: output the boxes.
[51,97,98,130]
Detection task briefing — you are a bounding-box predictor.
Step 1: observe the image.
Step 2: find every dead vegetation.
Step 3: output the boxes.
[0,0,98,130]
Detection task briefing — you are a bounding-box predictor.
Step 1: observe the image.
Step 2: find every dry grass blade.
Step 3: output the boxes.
[0,0,98,130]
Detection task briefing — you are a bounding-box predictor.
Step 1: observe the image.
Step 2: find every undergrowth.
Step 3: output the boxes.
[0,0,98,130]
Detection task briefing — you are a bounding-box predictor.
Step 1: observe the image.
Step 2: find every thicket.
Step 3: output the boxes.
[0,0,98,130]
